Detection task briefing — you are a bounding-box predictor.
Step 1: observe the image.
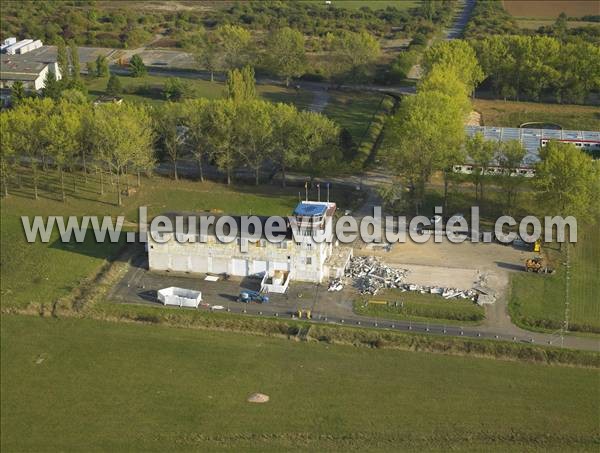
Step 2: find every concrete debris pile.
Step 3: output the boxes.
[345,256,408,295]
[400,284,478,301]
[328,278,344,292]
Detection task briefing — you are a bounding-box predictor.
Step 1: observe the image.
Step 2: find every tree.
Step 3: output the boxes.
[69,41,81,82]
[422,40,484,93]
[418,64,471,115]
[265,27,306,86]
[225,65,256,102]
[233,100,273,185]
[327,30,380,84]
[182,99,211,182]
[6,98,54,200]
[0,112,15,197]
[90,103,154,205]
[466,132,495,203]
[60,88,88,105]
[497,140,526,213]
[129,54,147,77]
[154,102,184,180]
[56,38,69,84]
[553,12,568,40]
[86,60,97,77]
[163,77,189,101]
[217,24,252,71]
[271,103,309,186]
[383,90,465,213]
[106,73,122,95]
[41,72,62,100]
[96,55,109,77]
[296,110,340,179]
[41,101,81,202]
[189,31,219,82]
[10,81,25,106]
[535,141,600,224]
[205,99,237,185]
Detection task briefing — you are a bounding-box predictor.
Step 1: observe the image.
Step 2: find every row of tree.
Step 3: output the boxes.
[1,69,340,205]
[187,24,382,85]
[473,35,600,103]
[383,40,482,213]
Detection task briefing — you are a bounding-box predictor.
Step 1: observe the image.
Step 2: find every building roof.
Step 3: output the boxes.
[0,54,47,80]
[466,125,600,166]
[293,202,328,217]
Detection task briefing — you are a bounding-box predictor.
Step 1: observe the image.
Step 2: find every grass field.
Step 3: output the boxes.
[323,91,387,140]
[84,75,314,108]
[84,75,383,142]
[516,19,599,29]
[2,314,598,451]
[509,224,600,333]
[354,291,485,325]
[502,1,599,18]
[473,99,600,131]
[0,170,362,310]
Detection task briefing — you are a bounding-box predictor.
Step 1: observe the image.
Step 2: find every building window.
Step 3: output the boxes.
[278,241,287,249]
[306,257,312,265]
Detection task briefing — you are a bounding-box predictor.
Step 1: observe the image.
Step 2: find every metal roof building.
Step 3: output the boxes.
[466,125,600,167]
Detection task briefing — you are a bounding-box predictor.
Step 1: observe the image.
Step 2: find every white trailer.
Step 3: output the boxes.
[16,39,42,55]
[4,39,33,55]
[1,37,17,52]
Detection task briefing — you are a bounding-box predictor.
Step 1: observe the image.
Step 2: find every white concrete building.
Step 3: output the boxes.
[148,201,351,283]
[0,55,61,91]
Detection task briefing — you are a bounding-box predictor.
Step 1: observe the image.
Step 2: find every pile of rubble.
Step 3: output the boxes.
[342,257,495,303]
[345,256,409,295]
[398,283,478,301]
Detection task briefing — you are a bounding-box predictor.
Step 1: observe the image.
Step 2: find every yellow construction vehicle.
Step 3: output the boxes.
[533,239,542,253]
[525,256,553,274]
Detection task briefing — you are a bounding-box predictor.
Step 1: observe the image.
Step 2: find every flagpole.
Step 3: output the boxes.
[317,184,321,202]
[327,183,330,203]
[305,181,308,201]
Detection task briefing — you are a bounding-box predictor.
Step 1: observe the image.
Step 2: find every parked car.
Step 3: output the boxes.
[238,290,269,304]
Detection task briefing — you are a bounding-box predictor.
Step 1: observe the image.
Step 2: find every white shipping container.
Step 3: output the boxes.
[2,37,17,46]
[16,39,42,54]
[5,39,33,55]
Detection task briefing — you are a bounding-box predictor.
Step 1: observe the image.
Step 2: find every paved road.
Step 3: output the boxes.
[112,253,599,352]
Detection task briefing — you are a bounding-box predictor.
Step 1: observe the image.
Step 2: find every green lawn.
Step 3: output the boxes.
[354,290,485,325]
[509,224,600,334]
[84,75,383,143]
[1,170,362,310]
[323,91,387,140]
[473,99,600,131]
[2,314,598,452]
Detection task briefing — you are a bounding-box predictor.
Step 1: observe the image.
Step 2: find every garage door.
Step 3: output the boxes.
[171,255,189,272]
[210,257,229,274]
[232,258,248,276]
[272,261,289,272]
[150,254,169,271]
[252,260,268,276]
[190,255,209,273]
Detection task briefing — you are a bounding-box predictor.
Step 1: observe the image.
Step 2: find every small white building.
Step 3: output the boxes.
[148,201,350,284]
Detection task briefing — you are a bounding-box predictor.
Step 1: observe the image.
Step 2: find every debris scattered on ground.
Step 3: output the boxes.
[344,256,495,303]
[247,393,269,403]
[345,256,408,295]
[328,279,344,292]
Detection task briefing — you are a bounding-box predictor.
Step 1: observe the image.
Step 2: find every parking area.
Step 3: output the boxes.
[110,254,355,318]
